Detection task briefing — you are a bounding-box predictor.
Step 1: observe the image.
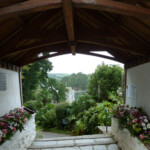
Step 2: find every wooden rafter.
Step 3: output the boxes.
[14,43,69,64]
[1,11,62,48]
[76,43,131,61]
[0,0,61,18]
[0,40,67,59]
[73,0,150,18]
[20,52,70,66]
[77,51,125,63]
[77,40,145,56]
[77,9,150,47]
[62,0,76,55]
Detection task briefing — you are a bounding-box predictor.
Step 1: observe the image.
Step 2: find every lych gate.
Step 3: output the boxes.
[0,0,150,149]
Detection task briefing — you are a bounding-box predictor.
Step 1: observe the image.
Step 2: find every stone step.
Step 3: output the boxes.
[97,126,112,134]
[28,144,120,150]
[35,134,111,141]
[28,137,117,149]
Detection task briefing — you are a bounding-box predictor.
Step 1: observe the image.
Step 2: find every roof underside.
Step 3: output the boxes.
[0,0,150,68]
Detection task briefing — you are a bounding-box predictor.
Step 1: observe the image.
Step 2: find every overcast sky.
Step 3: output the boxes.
[48,52,124,74]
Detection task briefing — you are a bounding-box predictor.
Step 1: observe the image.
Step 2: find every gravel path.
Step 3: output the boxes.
[39,131,72,139]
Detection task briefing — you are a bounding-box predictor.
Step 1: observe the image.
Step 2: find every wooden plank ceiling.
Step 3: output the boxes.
[0,0,150,68]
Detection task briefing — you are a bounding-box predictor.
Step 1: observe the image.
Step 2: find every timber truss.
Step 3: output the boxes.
[0,0,150,68]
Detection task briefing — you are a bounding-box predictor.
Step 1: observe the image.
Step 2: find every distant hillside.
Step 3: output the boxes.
[48,73,70,81]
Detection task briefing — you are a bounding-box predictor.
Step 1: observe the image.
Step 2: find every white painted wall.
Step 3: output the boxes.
[0,68,21,116]
[126,62,150,116]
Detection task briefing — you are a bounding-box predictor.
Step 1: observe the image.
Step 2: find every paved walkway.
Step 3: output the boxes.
[28,134,120,150]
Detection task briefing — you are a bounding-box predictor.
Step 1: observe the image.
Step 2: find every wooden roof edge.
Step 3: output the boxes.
[0,0,150,18]
[0,60,20,72]
[125,55,150,69]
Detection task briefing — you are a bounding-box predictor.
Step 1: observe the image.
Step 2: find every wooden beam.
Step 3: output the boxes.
[62,0,76,55]
[14,43,69,64]
[73,0,150,18]
[1,11,62,49]
[76,43,131,62]
[20,52,70,66]
[0,0,61,18]
[0,40,67,59]
[77,40,145,56]
[77,51,125,63]
[77,9,150,47]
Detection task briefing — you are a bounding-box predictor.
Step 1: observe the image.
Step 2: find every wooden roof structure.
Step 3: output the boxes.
[0,0,150,68]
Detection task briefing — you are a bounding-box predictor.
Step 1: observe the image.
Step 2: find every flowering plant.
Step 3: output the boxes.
[0,108,31,145]
[112,105,150,144]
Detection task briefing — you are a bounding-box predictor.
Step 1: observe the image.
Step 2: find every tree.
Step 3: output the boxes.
[22,59,53,102]
[61,72,88,90]
[88,63,124,101]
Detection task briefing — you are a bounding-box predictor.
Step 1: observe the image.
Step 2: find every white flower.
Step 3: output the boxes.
[144,119,148,123]
[127,118,130,121]
[14,123,18,126]
[142,123,146,127]
[143,127,147,130]
[147,123,150,129]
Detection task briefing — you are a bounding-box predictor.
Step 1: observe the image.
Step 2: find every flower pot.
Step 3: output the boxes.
[0,114,36,150]
[111,118,148,150]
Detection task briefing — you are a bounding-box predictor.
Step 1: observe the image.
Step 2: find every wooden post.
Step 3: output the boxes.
[18,67,23,106]
[124,65,127,104]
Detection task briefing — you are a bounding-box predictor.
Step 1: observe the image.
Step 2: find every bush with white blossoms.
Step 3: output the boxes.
[0,108,31,145]
[112,105,150,144]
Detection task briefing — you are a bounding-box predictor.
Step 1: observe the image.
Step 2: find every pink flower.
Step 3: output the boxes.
[140,120,143,124]
[132,110,138,116]
[133,118,138,123]
[10,113,14,116]
[0,122,4,126]
[13,127,16,133]
[120,112,124,117]
[19,109,22,113]
[24,118,27,123]
[140,134,146,140]
[0,137,2,142]
[5,115,10,119]
[2,129,7,134]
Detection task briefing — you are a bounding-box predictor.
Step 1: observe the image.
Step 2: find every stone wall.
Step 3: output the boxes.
[111,118,148,150]
[0,114,36,150]
[0,68,21,116]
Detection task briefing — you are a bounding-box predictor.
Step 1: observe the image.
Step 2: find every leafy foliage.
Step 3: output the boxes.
[70,101,114,135]
[67,94,95,116]
[61,72,88,90]
[22,59,53,102]
[24,100,43,111]
[55,102,69,129]
[88,63,123,101]
[35,104,56,128]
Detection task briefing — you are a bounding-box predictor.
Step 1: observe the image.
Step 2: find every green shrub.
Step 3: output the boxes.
[24,100,43,111]
[69,94,95,116]
[71,101,115,135]
[35,103,56,128]
[55,102,69,129]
